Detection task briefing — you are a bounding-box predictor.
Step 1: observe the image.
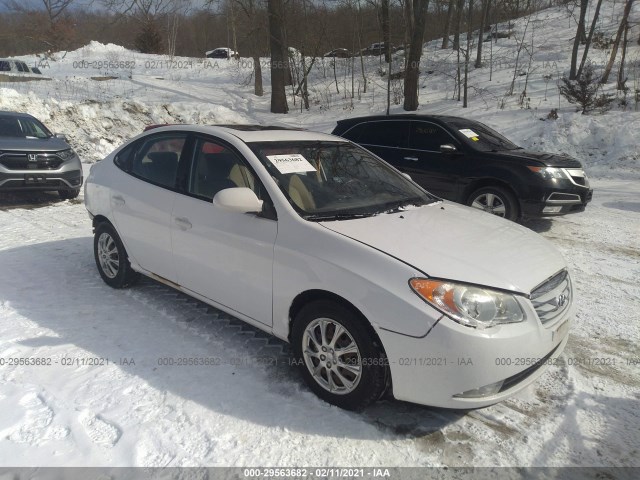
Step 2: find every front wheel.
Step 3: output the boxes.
[291,300,388,411]
[93,223,139,288]
[467,186,519,221]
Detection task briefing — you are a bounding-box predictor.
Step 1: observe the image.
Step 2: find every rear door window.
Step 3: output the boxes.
[131,134,187,189]
[357,121,409,148]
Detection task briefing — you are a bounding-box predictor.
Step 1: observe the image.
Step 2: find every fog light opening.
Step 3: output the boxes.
[543,206,562,214]
[453,380,505,398]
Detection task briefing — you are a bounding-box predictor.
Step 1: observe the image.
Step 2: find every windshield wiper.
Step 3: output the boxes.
[304,212,378,222]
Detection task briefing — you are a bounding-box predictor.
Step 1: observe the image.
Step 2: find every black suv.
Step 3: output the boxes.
[332,115,593,220]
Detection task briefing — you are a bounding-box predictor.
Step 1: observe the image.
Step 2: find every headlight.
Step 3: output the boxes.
[409,278,525,329]
[527,166,568,180]
[57,149,76,160]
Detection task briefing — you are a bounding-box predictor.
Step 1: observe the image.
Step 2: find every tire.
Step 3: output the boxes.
[291,300,388,411]
[467,186,519,221]
[59,188,80,200]
[93,222,139,288]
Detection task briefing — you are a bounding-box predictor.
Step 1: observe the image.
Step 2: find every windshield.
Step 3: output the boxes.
[0,115,52,139]
[249,141,437,220]
[447,120,521,152]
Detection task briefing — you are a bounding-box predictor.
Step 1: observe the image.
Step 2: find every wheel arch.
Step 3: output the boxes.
[463,178,522,215]
[92,214,113,232]
[288,289,387,355]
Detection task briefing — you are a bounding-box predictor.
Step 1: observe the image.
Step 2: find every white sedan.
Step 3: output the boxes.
[85,125,573,410]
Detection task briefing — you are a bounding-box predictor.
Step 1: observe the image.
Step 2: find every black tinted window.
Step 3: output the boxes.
[114,143,136,172]
[357,121,408,148]
[131,135,186,188]
[409,122,455,151]
[188,138,259,200]
[0,61,10,72]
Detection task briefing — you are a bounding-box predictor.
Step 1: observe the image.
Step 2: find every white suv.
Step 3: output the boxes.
[85,125,573,410]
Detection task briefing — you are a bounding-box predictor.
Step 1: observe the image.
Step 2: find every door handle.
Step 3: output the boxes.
[112,195,125,206]
[174,217,192,230]
[404,157,419,161]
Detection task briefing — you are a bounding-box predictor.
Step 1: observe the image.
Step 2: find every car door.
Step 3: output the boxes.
[109,133,187,283]
[171,136,277,327]
[347,120,409,170]
[406,121,464,199]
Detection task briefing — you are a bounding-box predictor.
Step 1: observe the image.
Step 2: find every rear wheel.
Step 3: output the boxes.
[467,186,519,221]
[94,222,139,288]
[58,188,80,200]
[291,300,388,411]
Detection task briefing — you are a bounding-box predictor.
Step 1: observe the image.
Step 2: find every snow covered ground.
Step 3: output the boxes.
[1,0,639,469]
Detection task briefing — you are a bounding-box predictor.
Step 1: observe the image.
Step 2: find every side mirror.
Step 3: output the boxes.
[54,133,68,141]
[440,144,458,154]
[212,187,263,214]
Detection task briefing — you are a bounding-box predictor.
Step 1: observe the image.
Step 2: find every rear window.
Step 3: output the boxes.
[0,61,10,71]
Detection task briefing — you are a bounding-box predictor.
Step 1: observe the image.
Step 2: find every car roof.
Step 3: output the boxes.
[0,110,37,119]
[336,114,468,125]
[146,124,342,143]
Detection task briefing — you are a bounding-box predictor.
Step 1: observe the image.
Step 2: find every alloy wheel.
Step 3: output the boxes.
[97,232,119,279]
[301,318,362,395]
[471,192,507,217]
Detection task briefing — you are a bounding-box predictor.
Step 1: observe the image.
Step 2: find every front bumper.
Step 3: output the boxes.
[379,297,573,408]
[521,171,593,217]
[0,169,83,191]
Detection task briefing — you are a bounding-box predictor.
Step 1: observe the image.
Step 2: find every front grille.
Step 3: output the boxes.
[531,270,572,325]
[0,153,63,170]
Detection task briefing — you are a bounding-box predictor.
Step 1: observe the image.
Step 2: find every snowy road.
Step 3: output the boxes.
[0,179,638,467]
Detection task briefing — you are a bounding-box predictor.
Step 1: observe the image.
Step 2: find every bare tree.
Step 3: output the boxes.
[475,0,490,67]
[442,0,455,48]
[569,0,588,79]
[235,0,265,96]
[576,0,603,79]
[601,0,635,84]
[268,0,288,112]
[403,0,429,111]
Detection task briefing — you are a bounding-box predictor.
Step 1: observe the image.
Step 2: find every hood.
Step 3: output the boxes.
[490,149,583,168]
[0,137,70,153]
[321,202,566,294]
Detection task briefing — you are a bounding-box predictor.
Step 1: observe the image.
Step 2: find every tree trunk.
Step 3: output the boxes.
[577,0,603,79]
[382,0,391,63]
[475,0,490,67]
[569,0,588,79]
[617,20,629,90]
[403,0,430,111]
[253,55,263,96]
[442,0,455,49]
[453,0,463,50]
[268,0,288,113]
[601,0,634,84]
[464,0,473,107]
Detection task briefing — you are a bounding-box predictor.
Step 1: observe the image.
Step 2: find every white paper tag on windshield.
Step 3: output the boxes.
[459,128,480,138]
[266,154,316,174]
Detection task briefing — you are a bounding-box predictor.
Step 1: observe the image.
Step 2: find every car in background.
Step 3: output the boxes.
[332,115,593,221]
[0,58,31,74]
[205,48,238,59]
[324,48,351,58]
[360,42,395,56]
[85,124,572,411]
[0,111,82,199]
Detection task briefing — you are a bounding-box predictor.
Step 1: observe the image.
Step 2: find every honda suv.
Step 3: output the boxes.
[0,111,82,199]
[332,115,593,221]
